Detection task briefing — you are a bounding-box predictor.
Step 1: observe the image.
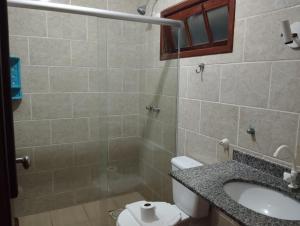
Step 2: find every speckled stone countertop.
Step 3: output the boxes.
[170,156,300,226]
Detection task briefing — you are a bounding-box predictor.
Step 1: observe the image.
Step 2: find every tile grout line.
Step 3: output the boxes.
[27,37,30,65]
[81,204,91,224]
[295,115,300,158]
[183,128,187,156]
[218,65,222,103]
[47,67,51,93]
[49,118,53,146]
[236,3,300,21]
[10,35,96,42]
[236,106,241,146]
[13,50,300,68]
[29,94,33,120]
[180,98,300,116]
[87,70,91,92]
[186,67,190,99]
[69,39,73,67]
[241,18,247,62]
[14,113,143,123]
[183,67,188,98]
[45,11,49,38]
[85,16,89,41]
[184,127,222,142]
[198,100,202,135]
[267,62,273,109]
[104,4,111,175]
[180,58,300,67]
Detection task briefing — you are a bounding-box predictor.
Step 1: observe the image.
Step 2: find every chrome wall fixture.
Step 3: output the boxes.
[246,126,256,136]
[280,20,300,48]
[195,63,205,74]
[15,156,30,169]
[196,63,205,81]
[146,105,160,113]
[7,0,183,28]
[137,0,150,15]
[137,0,159,16]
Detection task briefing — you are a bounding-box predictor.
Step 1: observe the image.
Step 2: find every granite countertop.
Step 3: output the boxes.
[170,159,300,226]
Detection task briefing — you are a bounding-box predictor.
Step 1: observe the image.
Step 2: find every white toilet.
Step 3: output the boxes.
[117,156,210,226]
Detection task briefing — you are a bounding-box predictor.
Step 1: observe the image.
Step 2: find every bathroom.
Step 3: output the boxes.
[0,0,299,225]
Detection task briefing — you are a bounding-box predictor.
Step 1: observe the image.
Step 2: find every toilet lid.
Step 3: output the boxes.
[117,201,183,226]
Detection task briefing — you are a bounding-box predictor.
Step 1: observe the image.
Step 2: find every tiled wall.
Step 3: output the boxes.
[157,0,300,168]
[9,8,109,216]
[9,0,178,216]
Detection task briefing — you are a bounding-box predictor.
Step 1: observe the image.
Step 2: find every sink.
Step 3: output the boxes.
[223,181,300,220]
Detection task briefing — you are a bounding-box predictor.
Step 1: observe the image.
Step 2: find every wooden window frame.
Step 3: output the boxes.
[160,0,236,60]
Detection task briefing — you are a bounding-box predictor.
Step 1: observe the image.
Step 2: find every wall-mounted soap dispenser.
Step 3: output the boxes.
[280,20,300,49]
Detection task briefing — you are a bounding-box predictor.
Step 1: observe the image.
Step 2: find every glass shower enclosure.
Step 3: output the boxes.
[8,1,180,225]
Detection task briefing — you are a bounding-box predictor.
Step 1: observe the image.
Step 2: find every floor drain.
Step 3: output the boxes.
[108,208,124,221]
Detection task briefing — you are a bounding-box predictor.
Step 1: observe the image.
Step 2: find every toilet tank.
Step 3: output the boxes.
[171,156,209,219]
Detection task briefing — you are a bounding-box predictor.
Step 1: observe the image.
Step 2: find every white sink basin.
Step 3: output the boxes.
[223,181,300,220]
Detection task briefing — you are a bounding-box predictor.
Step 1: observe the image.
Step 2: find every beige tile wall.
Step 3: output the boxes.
[152,0,300,168]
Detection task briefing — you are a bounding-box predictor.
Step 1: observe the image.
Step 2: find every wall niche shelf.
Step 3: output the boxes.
[10,57,22,100]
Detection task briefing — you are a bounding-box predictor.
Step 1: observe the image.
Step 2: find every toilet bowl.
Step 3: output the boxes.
[116,156,210,226]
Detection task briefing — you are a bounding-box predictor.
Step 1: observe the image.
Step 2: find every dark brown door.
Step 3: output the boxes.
[0,0,18,225]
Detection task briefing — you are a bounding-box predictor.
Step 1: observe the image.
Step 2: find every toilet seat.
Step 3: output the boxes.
[116,201,189,226]
[117,209,140,226]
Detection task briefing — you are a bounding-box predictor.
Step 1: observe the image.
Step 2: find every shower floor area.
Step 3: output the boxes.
[18,192,145,226]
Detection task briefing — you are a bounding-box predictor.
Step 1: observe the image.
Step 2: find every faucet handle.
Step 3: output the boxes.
[146,105,153,111]
[285,171,300,189]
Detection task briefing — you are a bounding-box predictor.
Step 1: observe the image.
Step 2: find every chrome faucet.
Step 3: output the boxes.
[273,145,299,189]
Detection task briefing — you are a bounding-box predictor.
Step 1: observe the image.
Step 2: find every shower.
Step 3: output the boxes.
[137,4,147,15]
[137,0,158,15]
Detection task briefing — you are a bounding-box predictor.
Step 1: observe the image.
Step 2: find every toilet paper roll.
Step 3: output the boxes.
[140,202,156,222]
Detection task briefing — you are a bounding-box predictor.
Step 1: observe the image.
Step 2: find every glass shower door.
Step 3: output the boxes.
[7,2,180,226]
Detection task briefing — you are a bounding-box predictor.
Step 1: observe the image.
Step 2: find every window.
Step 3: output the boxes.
[160,0,236,60]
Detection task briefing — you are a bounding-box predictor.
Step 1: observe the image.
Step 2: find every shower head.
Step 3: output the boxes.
[137,0,158,16]
[137,4,146,15]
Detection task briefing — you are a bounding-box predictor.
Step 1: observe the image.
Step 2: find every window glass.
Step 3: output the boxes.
[187,13,209,45]
[207,6,228,42]
[160,0,235,60]
[171,26,188,49]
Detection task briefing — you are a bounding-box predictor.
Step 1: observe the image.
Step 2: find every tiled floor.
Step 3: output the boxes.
[18,192,144,226]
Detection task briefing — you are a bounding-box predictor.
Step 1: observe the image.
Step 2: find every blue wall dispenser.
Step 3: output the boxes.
[10,57,23,100]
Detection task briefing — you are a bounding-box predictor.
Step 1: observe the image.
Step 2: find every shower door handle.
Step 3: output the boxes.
[16,156,31,169]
